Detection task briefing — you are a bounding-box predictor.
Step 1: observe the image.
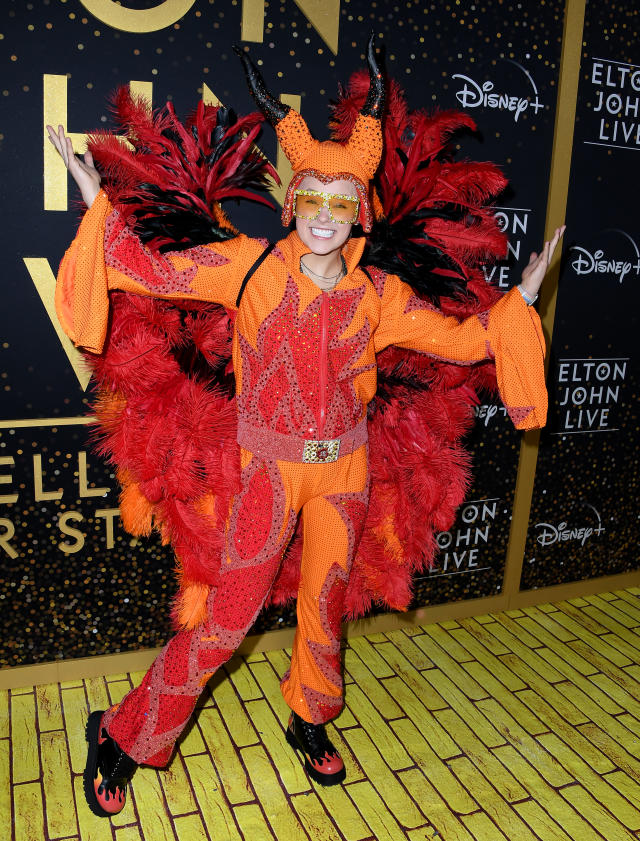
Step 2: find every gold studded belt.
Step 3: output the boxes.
[237,417,368,464]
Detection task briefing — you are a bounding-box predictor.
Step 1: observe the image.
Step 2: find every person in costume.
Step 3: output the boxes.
[48,37,563,817]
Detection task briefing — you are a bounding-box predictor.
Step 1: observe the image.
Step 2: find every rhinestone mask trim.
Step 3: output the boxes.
[293,189,360,224]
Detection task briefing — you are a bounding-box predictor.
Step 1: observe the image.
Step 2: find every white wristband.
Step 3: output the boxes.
[517,284,538,306]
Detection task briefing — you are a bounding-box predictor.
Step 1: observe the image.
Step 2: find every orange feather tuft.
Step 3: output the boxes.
[373,513,405,564]
[175,582,210,629]
[194,493,216,521]
[119,480,154,536]
[93,388,127,428]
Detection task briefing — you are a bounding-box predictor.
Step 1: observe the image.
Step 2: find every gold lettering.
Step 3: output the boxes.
[58,511,85,554]
[95,508,121,549]
[43,74,87,211]
[241,0,339,53]
[33,454,63,502]
[23,258,92,390]
[292,0,340,54]
[0,519,18,559]
[79,0,339,49]
[0,457,18,504]
[44,76,151,211]
[78,451,110,498]
[241,0,265,42]
[45,68,297,214]
[130,81,153,107]
[79,0,196,33]
[202,83,223,108]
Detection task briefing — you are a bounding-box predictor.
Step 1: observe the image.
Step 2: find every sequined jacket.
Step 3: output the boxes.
[56,190,547,434]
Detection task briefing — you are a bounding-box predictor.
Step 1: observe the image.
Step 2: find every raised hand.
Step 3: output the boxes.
[519,225,566,301]
[46,124,101,208]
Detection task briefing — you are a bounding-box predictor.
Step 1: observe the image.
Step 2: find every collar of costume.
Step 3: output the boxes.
[279,229,367,279]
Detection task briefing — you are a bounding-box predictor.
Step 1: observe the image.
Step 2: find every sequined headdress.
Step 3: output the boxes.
[235,36,385,232]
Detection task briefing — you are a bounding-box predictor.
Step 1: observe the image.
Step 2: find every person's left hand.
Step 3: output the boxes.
[520,225,566,299]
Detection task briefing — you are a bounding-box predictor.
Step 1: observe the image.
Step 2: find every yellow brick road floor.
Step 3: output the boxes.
[3,588,640,840]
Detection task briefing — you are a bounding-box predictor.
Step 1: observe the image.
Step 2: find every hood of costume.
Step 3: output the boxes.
[235,36,384,231]
[276,109,381,231]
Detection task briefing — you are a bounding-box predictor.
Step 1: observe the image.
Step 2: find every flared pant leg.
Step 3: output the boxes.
[280,447,369,724]
[103,451,296,766]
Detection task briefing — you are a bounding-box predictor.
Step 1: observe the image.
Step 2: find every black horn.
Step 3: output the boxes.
[361,33,385,117]
[233,45,291,126]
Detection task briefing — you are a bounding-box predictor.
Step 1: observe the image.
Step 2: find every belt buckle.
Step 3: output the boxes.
[302,438,340,463]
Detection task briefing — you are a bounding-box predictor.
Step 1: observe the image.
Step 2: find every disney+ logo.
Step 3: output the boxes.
[452,60,544,123]
[570,230,640,285]
[535,504,605,548]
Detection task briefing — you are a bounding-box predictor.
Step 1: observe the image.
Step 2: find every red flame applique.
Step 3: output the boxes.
[237,278,374,437]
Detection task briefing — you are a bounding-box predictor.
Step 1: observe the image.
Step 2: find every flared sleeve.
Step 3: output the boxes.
[56,190,112,354]
[374,272,547,430]
[56,189,266,354]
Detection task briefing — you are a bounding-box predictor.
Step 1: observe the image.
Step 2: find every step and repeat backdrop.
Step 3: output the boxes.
[0,0,633,668]
[523,1,640,589]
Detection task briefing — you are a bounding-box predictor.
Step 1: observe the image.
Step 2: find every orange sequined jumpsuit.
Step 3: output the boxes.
[56,189,546,765]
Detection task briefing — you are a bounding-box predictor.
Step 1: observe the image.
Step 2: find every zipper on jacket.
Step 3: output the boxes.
[318,292,329,437]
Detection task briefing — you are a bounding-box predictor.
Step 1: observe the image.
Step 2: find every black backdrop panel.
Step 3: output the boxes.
[1,0,562,665]
[522,0,640,591]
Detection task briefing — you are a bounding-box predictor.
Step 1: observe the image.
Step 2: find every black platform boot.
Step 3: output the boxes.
[285,710,346,785]
[83,711,138,817]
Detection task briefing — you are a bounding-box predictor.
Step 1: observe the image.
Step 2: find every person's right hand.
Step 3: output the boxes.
[47,124,101,208]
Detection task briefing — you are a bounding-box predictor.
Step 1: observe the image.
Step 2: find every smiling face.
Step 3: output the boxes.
[294,176,358,257]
